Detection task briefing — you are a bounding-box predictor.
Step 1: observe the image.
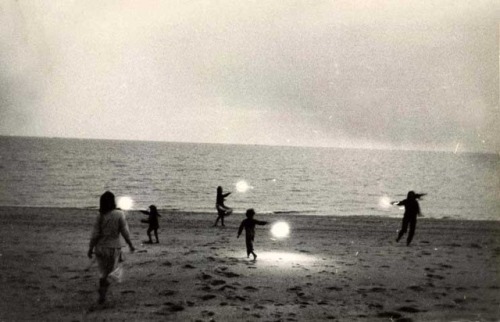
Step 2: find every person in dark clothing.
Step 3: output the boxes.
[237,208,268,260]
[392,191,426,246]
[140,205,161,244]
[214,186,233,227]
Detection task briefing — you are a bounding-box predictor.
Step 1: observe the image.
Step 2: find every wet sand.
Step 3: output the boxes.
[0,206,499,321]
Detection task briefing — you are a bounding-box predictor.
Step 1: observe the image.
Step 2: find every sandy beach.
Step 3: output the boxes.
[0,206,498,321]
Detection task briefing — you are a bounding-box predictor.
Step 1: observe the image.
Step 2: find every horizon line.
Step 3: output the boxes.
[0,134,498,155]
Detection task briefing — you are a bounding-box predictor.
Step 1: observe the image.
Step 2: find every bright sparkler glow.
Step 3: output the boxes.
[235,180,251,193]
[117,196,134,210]
[271,221,290,238]
[378,195,392,209]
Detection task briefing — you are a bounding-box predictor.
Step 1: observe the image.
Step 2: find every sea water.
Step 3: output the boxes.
[0,136,498,220]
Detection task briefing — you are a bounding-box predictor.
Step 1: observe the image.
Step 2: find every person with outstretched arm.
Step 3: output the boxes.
[237,208,268,260]
[141,205,161,244]
[391,191,426,246]
[214,186,233,227]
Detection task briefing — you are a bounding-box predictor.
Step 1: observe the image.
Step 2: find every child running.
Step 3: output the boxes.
[237,208,268,260]
[391,191,426,246]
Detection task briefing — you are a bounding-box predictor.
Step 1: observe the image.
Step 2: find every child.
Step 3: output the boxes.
[214,186,233,227]
[140,205,161,244]
[391,191,426,246]
[237,209,268,260]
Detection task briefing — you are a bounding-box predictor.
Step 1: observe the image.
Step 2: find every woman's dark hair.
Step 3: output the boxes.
[149,205,158,215]
[99,191,117,214]
[217,186,222,195]
[407,191,416,199]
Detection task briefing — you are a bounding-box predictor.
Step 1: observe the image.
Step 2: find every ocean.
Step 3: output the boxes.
[0,136,498,220]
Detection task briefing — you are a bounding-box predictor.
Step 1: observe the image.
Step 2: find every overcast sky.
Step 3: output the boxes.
[1,0,498,152]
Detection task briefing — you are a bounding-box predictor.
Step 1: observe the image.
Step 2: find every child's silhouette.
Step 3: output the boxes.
[237,209,268,260]
[391,191,426,246]
[214,186,233,227]
[140,205,161,244]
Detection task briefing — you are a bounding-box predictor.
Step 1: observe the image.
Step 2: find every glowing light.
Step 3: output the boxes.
[271,221,290,238]
[252,252,318,264]
[235,180,252,193]
[378,195,392,209]
[117,196,134,210]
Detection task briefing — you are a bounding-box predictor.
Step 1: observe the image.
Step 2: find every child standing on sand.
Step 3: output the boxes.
[237,209,268,260]
[391,191,426,246]
[140,205,161,244]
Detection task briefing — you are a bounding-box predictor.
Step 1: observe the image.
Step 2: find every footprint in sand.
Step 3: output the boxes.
[426,273,445,280]
[159,290,176,296]
[201,310,215,317]
[243,286,258,292]
[200,285,212,292]
[369,287,386,293]
[137,259,155,266]
[398,306,422,313]
[325,286,343,291]
[218,284,237,291]
[288,286,302,292]
[215,268,240,278]
[161,302,185,312]
[210,279,226,286]
[200,273,213,280]
[438,264,453,269]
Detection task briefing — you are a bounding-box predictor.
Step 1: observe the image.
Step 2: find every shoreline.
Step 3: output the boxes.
[0,205,498,222]
[1,206,499,321]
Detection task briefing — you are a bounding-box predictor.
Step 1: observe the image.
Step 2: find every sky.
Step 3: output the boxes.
[1,0,498,152]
